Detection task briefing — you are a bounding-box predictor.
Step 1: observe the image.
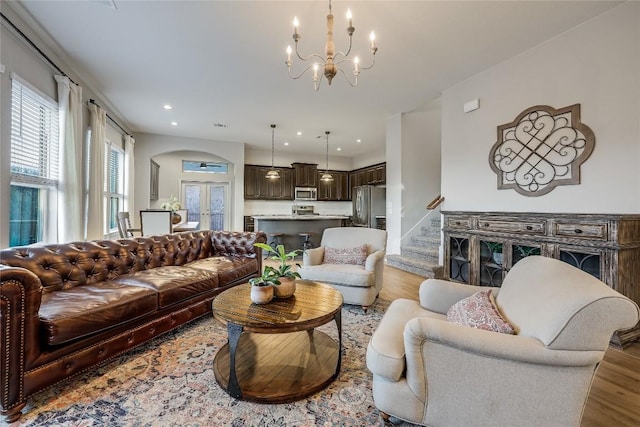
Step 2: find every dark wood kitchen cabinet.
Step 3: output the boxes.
[317,170,350,201]
[350,162,386,190]
[244,165,294,200]
[292,163,318,187]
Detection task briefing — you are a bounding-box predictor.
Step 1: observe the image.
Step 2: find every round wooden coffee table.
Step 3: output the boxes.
[212,280,343,403]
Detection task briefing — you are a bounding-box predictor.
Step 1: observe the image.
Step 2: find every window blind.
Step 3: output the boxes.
[10,76,59,187]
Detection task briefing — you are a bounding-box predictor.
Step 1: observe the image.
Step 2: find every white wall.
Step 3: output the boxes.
[441,2,640,213]
[351,148,386,170]
[401,102,442,233]
[0,3,131,247]
[385,102,442,254]
[386,114,402,253]
[133,132,245,231]
[245,147,353,171]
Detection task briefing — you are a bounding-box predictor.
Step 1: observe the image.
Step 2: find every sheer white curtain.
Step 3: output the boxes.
[124,135,135,214]
[55,75,84,243]
[86,103,106,240]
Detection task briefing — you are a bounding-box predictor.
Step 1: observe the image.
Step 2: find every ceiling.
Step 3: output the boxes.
[7,0,621,158]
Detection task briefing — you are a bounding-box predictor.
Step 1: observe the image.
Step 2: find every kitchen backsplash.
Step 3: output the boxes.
[244,200,351,216]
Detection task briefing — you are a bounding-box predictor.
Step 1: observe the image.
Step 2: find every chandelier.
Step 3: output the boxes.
[320,131,334,182]
[286,0,377,91]
[266,124,280,179]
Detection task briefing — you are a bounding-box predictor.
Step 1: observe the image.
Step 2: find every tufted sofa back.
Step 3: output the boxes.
[0,231,262,293]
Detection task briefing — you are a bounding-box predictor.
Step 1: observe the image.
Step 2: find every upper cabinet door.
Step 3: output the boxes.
[292,163,318,187]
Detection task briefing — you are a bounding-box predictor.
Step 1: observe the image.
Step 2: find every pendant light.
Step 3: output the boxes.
[266,124,280,179]
[320,131,334,182]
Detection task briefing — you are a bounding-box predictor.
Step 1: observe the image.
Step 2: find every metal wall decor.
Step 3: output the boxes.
[489,104,595,197]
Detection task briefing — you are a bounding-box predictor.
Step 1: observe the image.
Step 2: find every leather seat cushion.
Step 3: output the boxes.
[40,282,158,346]
[298,264,373,288]
[185,256,258,285]
[112,266,219,308]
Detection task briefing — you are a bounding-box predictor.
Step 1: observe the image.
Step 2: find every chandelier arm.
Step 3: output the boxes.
[357,54,376,71]
[334,34,354,60]
[294,43,327,63]
[288,63,319,80]
[337,67,358,87]
[313,74,323,91]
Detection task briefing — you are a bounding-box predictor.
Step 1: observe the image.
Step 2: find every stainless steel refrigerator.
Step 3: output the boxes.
[352,186,386,228]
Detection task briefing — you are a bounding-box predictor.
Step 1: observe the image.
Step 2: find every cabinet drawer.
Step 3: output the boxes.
[447,217,472,230]
[553,223,608,240]
[478,219,546,235]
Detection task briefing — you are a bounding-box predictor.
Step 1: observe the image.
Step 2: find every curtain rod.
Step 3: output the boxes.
[89,99,130,137]
[1,11,75,84]
[1,11,131,137]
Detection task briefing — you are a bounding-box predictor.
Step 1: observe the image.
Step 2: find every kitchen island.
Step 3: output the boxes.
[253,215,349,252]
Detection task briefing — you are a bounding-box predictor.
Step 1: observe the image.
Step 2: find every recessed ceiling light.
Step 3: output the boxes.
[284,142,289,146]
[163,104,172,110]
[171,121,178,126]
[296,131,302,136]
[356,139,362,143]
[337,147,342,151]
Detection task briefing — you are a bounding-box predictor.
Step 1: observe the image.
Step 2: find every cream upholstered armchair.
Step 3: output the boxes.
[366,256,639,427]
[298,227,387,311]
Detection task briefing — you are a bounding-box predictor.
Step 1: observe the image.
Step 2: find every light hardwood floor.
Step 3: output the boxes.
[270,260,640,426]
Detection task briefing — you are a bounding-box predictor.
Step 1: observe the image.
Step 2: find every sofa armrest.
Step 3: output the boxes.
[402,316,603,404]
[302,247,324,266]
[365,250,385,272]
[0,264,44,412]
[419,279,499,314]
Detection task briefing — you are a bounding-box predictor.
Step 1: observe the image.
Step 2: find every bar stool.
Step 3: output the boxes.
[299,232,316,251]
[266,232,285,259]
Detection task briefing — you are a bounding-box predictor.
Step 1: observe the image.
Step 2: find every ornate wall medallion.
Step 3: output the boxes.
[489,104,595,197]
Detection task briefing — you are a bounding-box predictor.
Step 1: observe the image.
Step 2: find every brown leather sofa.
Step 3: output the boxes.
[0,230,266,422]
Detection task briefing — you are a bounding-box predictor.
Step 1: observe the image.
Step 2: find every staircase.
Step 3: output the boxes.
[386,215,444,279]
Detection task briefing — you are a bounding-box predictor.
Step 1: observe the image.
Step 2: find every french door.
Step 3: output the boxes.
[181,181,230,231]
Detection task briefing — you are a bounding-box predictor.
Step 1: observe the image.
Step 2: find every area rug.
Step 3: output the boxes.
[8,299,417,427]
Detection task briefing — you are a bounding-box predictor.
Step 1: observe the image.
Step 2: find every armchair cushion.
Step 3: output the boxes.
[447,289,515,334]
[322,244,367,265]
[298,264,373,287]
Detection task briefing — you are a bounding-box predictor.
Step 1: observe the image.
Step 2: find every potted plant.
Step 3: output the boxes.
[248,268,278,304]
[160,195,182,224]
[254,243,301,298]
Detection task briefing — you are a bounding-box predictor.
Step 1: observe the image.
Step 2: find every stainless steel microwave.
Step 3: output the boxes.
[295,187,317,201]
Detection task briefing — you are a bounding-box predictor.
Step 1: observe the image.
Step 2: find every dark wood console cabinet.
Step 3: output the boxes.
[443,211,640,347]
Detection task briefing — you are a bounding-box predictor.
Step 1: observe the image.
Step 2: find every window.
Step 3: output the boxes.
[104,142,124,236]
[182,160,228,174]
[9,75,59,246]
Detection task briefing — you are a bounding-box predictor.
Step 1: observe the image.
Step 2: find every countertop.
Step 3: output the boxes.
[252,215,349,220]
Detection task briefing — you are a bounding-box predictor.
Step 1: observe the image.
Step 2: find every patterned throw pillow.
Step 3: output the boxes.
[322,245,368,266]
[447,289,515,334]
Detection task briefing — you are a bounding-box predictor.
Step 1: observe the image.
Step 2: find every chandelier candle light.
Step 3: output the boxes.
[266,124,280,179]
[286,0,377,91]
[320,131,333,182]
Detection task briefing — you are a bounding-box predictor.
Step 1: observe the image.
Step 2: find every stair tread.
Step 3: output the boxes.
[400,245,440,254]
[387,254,439,267]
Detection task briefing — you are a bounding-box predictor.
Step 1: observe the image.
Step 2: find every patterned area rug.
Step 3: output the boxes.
[9,299,417,427]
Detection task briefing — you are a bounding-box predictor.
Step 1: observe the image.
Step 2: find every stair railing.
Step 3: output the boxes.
[426,194,444,210]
